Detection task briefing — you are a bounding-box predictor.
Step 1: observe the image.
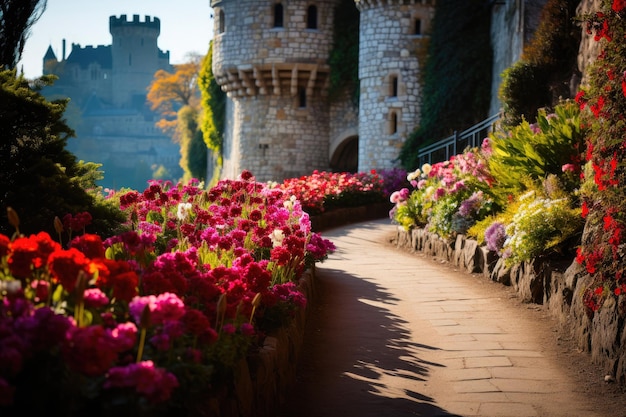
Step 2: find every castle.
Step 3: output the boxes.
[42,14,182,190]
[43,3,544,187]
[210,0,545,183]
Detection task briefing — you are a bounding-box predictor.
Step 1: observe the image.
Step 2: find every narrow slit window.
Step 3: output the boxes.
[390,75,398,97]
[219,10,225,33]
[307,5,318,29]
[298,87,307,108]
[274,3,284,28]
[414,19,422,35]
[390,112,398,134]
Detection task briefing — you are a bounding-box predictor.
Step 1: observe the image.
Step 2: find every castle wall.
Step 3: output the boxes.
[211,0,337,73]
[222,94,330,182]
[329,89,359,168]
[356,1,432,172]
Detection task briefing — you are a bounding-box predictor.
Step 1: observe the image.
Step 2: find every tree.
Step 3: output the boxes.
[0,0,47,69]
[147,55,202,138]
[147,54,207,182]
[0,69,125,238]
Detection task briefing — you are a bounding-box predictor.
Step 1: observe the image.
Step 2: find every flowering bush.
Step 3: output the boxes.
[575,0,626,314]
[279,169,398,215]
[391,149,496,239]
[500,188,582,265]
[0,171,335,416]
[390,100,586,266]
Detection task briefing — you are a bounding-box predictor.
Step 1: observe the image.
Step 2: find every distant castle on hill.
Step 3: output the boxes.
[42,14,182,190]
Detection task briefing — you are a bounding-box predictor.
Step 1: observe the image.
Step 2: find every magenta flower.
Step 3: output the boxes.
[104,360,179,403]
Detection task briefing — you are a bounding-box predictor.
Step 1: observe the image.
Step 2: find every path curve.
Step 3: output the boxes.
[277,219,626,417]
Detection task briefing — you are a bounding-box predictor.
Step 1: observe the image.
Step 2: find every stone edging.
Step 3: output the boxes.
[393,226,626,385]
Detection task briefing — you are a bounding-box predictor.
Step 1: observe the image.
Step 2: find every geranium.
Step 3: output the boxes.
[0,171,336,414]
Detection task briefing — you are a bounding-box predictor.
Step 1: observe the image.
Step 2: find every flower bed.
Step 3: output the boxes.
[0,171,336,416]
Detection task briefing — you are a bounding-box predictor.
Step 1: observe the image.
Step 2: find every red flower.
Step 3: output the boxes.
[0,234,10,258]
[8,232,61,279]
[70,233,105,259]
[63,325,121,377]
[47,248,92,292]
[581,201,589,218]
[612,0,626,12]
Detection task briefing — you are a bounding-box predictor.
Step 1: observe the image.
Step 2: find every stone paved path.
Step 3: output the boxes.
[277,219,625,417]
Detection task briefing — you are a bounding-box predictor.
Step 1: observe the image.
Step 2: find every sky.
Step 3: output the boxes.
[18,0,215,79]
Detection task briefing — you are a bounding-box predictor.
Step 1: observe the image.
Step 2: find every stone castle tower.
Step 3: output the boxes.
[210,0,434,182]
[109,15,168,107]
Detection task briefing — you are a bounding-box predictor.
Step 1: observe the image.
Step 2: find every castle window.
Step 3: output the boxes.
[390,75,398,97]
[298,87,307,108]
[274,3,284,28]
[307,5,317,29]
[414,18,422,35]
[389,111,398,135]
[219,9,225,33]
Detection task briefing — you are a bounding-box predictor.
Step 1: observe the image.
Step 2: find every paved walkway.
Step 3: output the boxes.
[277,219,622,417]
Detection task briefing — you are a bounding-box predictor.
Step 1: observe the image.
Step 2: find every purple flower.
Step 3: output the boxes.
[484,222,506,252]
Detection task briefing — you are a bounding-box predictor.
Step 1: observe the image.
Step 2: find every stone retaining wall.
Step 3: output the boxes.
[393,226,626,385]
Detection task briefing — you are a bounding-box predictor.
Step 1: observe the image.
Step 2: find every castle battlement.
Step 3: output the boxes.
[109,14,160,32]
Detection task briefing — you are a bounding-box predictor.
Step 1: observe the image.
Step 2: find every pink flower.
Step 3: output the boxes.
[104,360,179,403]
[129,292,186,327]
[562,163,576,173]
[84,288,109,308]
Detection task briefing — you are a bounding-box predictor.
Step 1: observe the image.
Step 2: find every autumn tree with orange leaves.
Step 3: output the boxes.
[147,53,207,181]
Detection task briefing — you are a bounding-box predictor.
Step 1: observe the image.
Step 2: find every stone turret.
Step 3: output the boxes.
[109,14,162,108]
[211,0,340,182]
[355,0,433,172]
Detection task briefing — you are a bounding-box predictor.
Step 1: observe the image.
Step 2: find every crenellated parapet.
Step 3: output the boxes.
[109,14,160,35]
[355,0,433,10]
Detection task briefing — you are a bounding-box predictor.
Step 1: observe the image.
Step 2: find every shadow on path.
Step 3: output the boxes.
[277,263,461,417]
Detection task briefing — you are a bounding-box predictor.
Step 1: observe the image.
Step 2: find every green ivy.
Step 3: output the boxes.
[328,0,359,104]
[198,41,226,183]
[399,0,493,170]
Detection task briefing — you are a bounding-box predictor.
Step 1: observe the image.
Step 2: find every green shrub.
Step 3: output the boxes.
[487,100,586,203]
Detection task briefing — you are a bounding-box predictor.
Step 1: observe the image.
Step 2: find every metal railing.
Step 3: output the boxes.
[416,112,501,167]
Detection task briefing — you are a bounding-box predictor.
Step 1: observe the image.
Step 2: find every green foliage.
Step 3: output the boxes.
[393,191,430,231]
[328,0,359,104]
[499,0,581,127]
[0,69,124,238]
[199,41,225,154]
[399,0,493,170]
[502,189,582,265]
[178,105,207,182]
[487,100,586,203]
[499,62,552,127]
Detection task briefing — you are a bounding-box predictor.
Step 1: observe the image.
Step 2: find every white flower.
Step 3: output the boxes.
[269,229,285,247]
[422,163,432,175]
[177,202,193,221]
[283,195,297,211]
